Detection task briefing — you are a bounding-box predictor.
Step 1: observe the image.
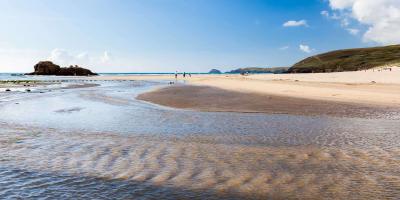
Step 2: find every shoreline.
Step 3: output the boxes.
[1,72,400,199]
[91,67,400,108]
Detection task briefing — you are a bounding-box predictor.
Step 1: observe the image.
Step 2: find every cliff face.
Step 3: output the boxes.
[26,61,98,76]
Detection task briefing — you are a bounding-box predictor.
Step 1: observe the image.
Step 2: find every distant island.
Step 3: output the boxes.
[288,44,400,73]
[26,61,98,76]
[209,69,222,74]
[226,67,289,74]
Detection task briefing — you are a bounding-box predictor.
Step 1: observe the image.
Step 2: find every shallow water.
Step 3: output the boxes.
[0,80,399,199]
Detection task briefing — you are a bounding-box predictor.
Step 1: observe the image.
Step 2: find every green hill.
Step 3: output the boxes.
[288,45,400,73]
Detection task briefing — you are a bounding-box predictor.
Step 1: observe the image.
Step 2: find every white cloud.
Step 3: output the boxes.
[321,10,330,18]
[48,49,75,66]
[340,18,350,27]
[76,52,90,63]
[299,44,313,53]
[0,48,46,72]
[101,51,112,63]
[326,0,400,44]
[48,49,114,67]
[347,28,360,35]
[279,46,289,50]
[283,20,308,27]
[321,10,342,20]
[329,0,356,10]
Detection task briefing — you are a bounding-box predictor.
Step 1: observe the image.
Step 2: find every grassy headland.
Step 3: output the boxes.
[288,45,400,73]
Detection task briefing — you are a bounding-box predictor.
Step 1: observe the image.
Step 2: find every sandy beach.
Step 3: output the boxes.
[3,0,400,198]
[92,67,400,115]
[137,85,400,118]
[0,72,399,199]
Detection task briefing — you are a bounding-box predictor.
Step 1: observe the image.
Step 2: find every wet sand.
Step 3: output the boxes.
[1,78,400,199]
[137,85,400,118]
[1,121,400,199]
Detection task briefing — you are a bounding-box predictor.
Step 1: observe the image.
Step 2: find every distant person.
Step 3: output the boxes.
[183,72,186,78]
[175,71,178,79]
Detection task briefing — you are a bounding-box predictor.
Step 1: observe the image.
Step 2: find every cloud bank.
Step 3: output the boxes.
[326,0,400,45]
[48,49,113,67]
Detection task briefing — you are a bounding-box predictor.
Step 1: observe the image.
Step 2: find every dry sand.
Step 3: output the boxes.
[92,67,400,108]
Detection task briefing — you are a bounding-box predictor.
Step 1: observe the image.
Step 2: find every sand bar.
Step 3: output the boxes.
[137,85,400,118]
[92,67,400,107]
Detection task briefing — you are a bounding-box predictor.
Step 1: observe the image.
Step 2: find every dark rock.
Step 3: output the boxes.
[57,65,97,76]
[209,69,222,74]
[25,61,97,76]
[30,61,61,75]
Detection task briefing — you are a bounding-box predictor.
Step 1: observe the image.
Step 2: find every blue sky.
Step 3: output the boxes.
[0,0,398,73]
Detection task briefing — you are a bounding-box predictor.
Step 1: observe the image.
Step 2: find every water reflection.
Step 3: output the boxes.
[0,80,399,199]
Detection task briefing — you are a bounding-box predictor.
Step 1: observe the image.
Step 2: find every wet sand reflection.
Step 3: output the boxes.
[0,81,399,199]
[1,124,399,199]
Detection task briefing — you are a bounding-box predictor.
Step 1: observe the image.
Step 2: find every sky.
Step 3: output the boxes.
[0,0,399,73]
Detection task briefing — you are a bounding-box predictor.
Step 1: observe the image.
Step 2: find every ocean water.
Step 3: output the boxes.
[0,73,23,80]
[0,78,399,199]
[0,73,210,80]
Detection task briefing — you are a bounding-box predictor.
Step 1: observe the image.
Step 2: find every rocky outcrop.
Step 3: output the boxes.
[26,61,97,76]
[30,61,61,75]
[57,65,98,76]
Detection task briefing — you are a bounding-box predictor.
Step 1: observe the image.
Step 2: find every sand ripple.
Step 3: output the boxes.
[0,124,399,199]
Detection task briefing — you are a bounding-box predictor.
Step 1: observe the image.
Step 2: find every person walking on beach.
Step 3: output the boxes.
[175,71,178,79]
[183,72,186,78]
